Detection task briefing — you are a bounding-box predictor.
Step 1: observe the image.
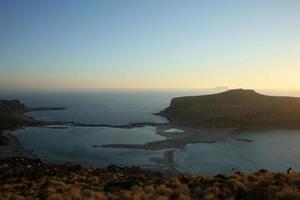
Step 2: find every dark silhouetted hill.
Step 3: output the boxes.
[158,89,300,129]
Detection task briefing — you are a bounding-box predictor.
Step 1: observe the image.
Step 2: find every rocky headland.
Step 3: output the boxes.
[157,89,300,129]
[0,100,66,133]
[0,100,67,159]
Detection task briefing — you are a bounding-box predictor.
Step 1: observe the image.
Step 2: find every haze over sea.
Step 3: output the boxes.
[1,88,300,175]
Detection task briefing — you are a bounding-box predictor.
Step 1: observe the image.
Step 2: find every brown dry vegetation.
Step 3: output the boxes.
[1,158,300,200]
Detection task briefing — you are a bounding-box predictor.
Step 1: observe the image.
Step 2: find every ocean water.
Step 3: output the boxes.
[2,89,300,175]
[1,90,208,124]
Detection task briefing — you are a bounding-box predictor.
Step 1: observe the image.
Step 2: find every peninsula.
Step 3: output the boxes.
[157,89,300,129]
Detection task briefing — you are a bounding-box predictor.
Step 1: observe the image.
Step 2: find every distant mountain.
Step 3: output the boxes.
[158,89,300,129]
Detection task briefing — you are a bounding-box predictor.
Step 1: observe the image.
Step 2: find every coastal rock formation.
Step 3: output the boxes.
[0,100,33,131]
[0,100,66,132]
[0,100,66,158]
[0,100,26,113]
[158,89,300,129]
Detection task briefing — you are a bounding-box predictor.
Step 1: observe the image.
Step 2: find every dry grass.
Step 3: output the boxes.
[0,158,300,200]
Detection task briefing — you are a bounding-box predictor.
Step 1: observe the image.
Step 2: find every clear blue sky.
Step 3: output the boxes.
[1,0,299,90]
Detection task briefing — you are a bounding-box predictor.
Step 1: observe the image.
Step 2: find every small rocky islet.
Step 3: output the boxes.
[1,91,300,199]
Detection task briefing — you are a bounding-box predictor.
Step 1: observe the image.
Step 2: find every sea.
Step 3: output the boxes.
[1,89,300,175]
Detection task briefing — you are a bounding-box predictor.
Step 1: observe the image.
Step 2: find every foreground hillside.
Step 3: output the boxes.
[1,158,300,200]
[158,89,300,129]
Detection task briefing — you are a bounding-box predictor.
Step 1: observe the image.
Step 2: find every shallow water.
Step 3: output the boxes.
[174,130,300,175]
[14,127,300,175]
[15,126,166,168]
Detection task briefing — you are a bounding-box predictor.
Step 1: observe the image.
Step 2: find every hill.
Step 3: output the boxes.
[158,89,300,129]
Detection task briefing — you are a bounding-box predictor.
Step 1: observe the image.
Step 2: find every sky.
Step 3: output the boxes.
[0,0,300,90]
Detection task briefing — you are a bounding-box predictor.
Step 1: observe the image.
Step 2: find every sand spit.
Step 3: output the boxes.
[101,126,234,150]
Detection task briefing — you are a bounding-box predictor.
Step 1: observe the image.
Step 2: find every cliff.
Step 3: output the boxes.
[158,89,300,129]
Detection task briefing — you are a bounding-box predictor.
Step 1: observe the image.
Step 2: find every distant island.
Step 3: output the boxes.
[157,89,300,129]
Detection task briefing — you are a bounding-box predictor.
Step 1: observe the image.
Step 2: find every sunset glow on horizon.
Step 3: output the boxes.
[1,0,300,91]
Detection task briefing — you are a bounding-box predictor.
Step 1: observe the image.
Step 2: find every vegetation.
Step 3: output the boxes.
[0,158,300,200]
[158,89,300,129]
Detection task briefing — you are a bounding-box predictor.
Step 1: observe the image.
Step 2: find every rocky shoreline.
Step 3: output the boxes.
[0,100,68,160]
